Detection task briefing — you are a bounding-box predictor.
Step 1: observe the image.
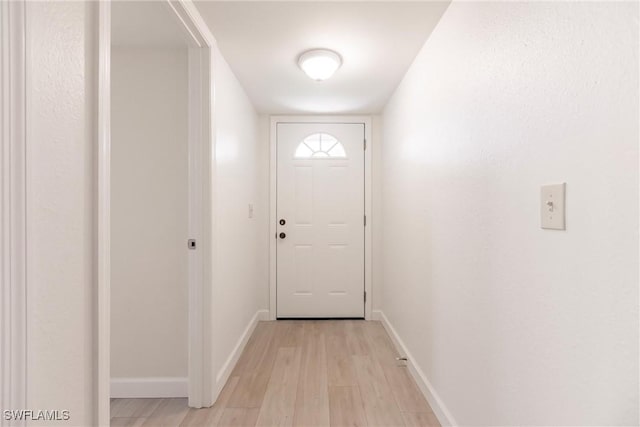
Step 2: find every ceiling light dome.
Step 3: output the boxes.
[298,49,342,81]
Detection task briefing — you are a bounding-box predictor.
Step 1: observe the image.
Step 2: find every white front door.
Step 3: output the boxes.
[276,122,365,318]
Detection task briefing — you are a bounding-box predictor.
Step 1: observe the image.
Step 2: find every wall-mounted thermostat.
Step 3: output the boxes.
[541,183,566,230]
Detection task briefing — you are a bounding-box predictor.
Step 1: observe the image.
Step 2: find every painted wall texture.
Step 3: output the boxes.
[211,46,266,386]
[25,1,96,425]
[381,2,638,425]
[111,48,189,379]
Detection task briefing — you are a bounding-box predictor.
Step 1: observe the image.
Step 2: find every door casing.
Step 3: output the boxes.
[269,116,373,321]
[1,1,27,425]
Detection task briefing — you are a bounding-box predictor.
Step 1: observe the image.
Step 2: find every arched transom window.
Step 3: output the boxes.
[294,133,347,159]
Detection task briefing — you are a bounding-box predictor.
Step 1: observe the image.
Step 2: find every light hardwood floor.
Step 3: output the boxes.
[110,320,440,427]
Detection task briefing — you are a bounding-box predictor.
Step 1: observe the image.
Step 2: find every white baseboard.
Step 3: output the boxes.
[110,377,188,398]
[375,310,458,427]
[213,309,269,398]
[110,310,269,402]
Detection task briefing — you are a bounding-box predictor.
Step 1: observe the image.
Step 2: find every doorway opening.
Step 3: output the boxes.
[97,1,215,424]
[110,0,191,402]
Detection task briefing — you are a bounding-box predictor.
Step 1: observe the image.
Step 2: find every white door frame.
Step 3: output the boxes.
[97,1,217,425]
[1,1,27,425]
[269,116,373,321]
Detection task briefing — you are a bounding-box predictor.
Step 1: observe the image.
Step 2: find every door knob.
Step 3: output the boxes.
[279,232,286,239]
[279,219,286,226]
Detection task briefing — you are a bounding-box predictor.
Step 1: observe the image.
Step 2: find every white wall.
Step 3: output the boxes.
[211,46,266,389]
[25,1,96,425]
[110,48,189,381]
[381,2,638,426]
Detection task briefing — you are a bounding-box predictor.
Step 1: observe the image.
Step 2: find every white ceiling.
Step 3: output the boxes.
[195,1,450,114]
[112,1,191,48]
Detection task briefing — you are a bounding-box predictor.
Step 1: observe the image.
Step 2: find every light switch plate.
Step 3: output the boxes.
[541,183,566,230]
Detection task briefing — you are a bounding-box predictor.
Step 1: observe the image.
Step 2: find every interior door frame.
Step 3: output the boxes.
[269,116,373,321]
[1,1,27,425]
[97,1,217,425]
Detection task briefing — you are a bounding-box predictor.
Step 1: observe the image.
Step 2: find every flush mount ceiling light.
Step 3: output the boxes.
[297,49,342,81]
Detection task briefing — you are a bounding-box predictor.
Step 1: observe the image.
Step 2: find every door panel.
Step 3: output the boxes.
[276,122,365,318]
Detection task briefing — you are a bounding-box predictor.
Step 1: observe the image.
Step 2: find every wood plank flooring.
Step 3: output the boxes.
[110,320,440,427]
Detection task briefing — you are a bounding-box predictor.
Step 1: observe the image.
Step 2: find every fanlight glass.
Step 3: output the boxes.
[294,133,346,159]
